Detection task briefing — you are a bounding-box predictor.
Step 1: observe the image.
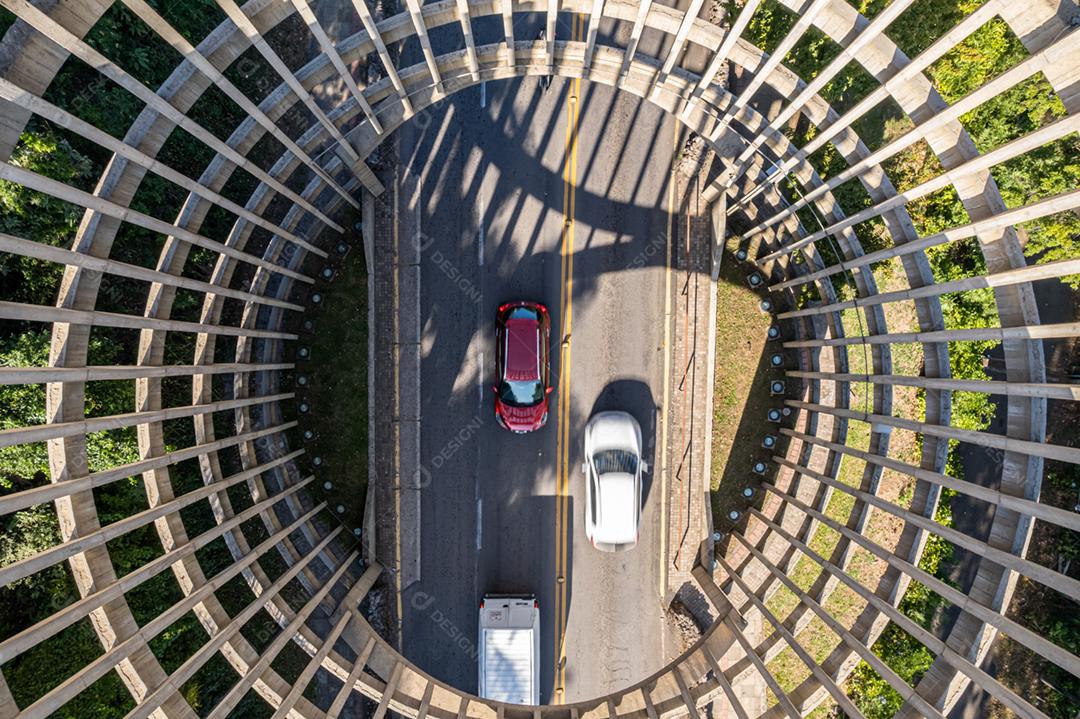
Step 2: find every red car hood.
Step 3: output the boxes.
[496,398,548,432]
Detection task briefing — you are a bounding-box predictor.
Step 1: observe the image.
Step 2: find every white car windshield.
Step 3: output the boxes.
[592,449,638,475]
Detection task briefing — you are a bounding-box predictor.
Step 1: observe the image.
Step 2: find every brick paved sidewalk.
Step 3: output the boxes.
[364,134,425,649]
[663,167,718,602]
[366,157,404,645]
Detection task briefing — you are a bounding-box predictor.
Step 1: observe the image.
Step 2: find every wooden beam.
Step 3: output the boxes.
[350,0,416,116]
[213,0,364,161]
[403,0,444,92]
[290,0,385,133]
[118,0,364,208]
[0,0,348,230]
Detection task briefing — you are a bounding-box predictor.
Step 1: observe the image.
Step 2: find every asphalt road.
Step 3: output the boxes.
[392,16,691,702]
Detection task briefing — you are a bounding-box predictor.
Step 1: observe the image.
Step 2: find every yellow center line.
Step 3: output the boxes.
[554,13,583,703]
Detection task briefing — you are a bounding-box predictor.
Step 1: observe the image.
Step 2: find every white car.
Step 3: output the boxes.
[582,411,649,552]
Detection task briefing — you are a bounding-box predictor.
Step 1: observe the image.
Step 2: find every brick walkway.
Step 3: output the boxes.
[677,162,768,719]
[368,158,403,645]
[664,167,718,602]
[366,135,425,648]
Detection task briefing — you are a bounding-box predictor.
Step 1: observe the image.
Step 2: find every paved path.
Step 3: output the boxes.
[664,160,719,603]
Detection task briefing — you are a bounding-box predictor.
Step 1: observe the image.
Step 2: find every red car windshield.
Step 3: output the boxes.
[498,379,544,406]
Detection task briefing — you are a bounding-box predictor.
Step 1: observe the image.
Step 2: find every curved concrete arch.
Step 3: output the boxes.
[0,0,1077,717]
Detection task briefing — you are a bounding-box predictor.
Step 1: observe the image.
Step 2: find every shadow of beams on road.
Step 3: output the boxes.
[405,81,784,520]
[394,75,684,241]
[416,239,677,423]
[391,69,784,697]
[407,81,688,427]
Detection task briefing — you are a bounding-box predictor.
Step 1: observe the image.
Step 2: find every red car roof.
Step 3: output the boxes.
[504,318,540,381]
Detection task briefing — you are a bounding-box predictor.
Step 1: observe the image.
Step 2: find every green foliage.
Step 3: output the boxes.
[847,491,957,717]
[931,23,1080,285]
[0,503,63,594]
[3,619,136,718]
[961,74,1067,152]
[1040,614,1080,718]
[82,2,183,91]
[1,0,1073,716]
[819,60,880,117]
[0,332,52,484]
[41,3,231,140]
[0,326,233,714]
[883,140,971,236]
[150,612,211,674]
[996,465,1080,718]
[923,15,1080,284]
[43,54,145,140]
[746,0,796,57]
[0,4,316,717]
[0,326,145,714]
[746,0,880,118]
[927,17,1027,104]
[923,240,999,443]
[753,0,1080,290]
[844,0,891,19]
[0,6,15,37]
[993,134,1080,285]
[785,25,843,81]
[886,0,984,59]
[0,122,96,304]
[785,26,881,116]
[145,0,226,46]
[847,625,934,718]
[0,331,139,487]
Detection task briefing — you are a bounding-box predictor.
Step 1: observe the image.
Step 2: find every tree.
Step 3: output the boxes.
[0,121,95,305]
[0,330,139,491]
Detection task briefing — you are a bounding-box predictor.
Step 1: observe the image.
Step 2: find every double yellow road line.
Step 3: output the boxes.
[553,13,584,704]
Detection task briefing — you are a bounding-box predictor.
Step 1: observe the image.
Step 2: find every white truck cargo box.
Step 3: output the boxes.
[478,595,540,705]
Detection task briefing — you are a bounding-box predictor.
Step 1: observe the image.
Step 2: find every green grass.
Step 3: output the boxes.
[298,235,369,534]
[710,249,776,519]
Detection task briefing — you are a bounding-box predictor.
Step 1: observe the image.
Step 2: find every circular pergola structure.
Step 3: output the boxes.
[0,0,1077,717]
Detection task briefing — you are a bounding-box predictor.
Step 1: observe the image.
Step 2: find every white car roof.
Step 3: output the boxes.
[595,472,637,544]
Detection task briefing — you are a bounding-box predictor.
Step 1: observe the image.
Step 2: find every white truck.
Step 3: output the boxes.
[478,595,540,705]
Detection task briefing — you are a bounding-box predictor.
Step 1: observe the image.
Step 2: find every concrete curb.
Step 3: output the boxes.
[699,188,726,571]
[364,189,378,567]
[396,171,423,592]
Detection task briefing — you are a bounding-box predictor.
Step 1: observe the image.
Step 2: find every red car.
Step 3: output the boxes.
[493,301,552,433]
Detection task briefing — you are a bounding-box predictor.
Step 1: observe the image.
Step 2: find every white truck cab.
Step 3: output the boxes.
[478,595,540,705]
